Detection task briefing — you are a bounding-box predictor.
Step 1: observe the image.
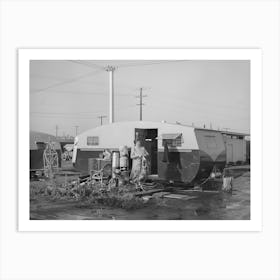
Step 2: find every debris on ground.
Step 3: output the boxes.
[30,171,166,210]
[222,176,233,192]
[30,159,250,218]
[30,167,250,220]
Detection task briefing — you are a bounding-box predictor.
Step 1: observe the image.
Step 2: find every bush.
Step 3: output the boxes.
[79,184,146,210]
[30,183,47,199]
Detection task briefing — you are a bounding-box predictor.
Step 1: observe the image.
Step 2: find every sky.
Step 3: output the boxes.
[30,60,250,136]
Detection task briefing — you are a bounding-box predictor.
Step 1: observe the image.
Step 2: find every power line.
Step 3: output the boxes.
[31,69,102,94]
[69,60,186,71]
[31,61,184,96]
[31,90,108,96]
[69,60,105,70]
[30,104,136,119]
[136,87,148,121]
[31,104,136,116]
[31,111,105,116]
[117,60,186,69]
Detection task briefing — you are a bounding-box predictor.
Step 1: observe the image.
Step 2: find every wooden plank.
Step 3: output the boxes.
[164,193,196,200]
[135,188,165,197]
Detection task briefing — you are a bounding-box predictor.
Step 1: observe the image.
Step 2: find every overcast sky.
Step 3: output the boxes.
[30,60,250,136]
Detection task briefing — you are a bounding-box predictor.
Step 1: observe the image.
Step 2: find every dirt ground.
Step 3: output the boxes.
[30,168,250,220]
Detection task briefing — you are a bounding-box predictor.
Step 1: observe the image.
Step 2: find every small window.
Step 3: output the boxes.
[87,136,99,146]
[162,133,183,147]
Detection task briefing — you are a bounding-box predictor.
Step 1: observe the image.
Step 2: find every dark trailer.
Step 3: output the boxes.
[30,131,62,172]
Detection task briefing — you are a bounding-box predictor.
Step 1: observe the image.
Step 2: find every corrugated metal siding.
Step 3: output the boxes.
[224,137,246,163]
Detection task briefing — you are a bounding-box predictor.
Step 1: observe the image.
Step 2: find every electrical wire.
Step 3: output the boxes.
[31,60,186,95]
[116,60,186,68]
[30,105,136,118]
[31,69,103,94]
[31,90,108,96]
[30,89,134,96]
[69,60,105,70]
[69,60,186,70]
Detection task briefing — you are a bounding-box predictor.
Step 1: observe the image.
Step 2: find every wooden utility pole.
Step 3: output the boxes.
[136,87,147,121]
[98,115,107,126]
[55,125,58,138]
[74,126,79,136]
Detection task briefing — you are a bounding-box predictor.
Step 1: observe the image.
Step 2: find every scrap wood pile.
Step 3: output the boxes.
[30,173,162,210]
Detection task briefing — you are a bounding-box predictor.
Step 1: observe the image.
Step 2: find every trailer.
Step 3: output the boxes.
[72,121,227,185]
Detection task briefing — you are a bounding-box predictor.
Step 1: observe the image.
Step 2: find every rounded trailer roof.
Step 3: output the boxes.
[30,131,61,150]
[76,121,199,150]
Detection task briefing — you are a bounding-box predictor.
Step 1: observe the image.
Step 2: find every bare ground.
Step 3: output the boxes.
[30,170,250,220]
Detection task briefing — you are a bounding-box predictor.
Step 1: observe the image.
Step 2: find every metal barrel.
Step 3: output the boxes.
[112,151,120,169]
[120,156,129,170]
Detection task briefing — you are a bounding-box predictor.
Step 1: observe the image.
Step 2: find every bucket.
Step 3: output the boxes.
[222,176,233,192]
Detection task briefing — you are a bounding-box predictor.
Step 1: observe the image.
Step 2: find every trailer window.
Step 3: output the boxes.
[87,136,99,146]
[162,133,183,147]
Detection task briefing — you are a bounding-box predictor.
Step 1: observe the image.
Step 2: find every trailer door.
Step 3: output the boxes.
[135,128,158,175]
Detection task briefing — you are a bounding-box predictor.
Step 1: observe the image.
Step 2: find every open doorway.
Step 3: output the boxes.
[135,128,158,175]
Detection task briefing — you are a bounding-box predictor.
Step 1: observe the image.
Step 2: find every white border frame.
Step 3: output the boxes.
[18,48,262,231]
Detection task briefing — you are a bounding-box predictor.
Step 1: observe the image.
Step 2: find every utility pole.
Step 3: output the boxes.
[55,125,58,138]
[136,87,147,121]
[105,66,116,123]
[98,115,107,126]
[74,126,79,136]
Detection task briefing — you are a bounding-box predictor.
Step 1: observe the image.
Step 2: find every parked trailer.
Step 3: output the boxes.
[221,132,249,164]
[72,121,226,185]
[30,131,62,172]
